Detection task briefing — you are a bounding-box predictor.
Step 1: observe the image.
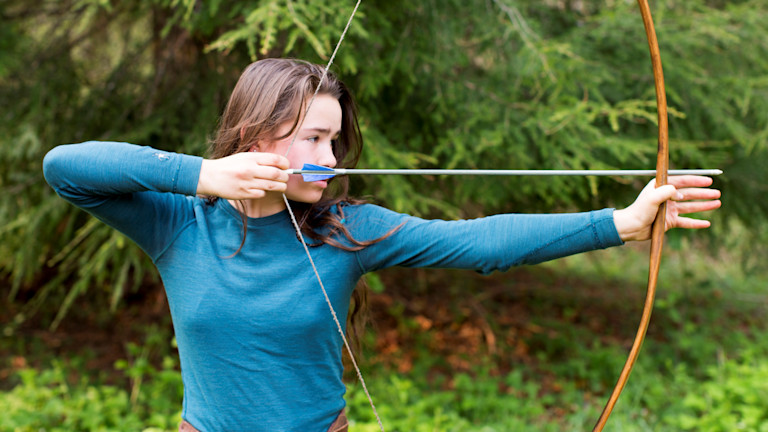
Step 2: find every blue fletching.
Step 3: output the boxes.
[301,163,336,182]
[302,173,335,181]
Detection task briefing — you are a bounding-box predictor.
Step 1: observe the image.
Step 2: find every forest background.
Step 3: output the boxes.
[1,0,768,430]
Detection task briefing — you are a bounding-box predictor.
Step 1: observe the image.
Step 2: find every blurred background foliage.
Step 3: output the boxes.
[4,0,767,329]
[1,1,768,429]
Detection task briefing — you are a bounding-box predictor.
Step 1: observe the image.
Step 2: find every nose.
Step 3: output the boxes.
[318,140,337,169]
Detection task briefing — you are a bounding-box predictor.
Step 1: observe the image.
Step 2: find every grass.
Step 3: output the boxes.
[2,231,768,431]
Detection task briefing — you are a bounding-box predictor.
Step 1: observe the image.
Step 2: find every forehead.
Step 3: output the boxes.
[301,94,342,130]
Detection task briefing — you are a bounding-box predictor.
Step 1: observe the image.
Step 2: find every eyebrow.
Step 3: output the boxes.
[302,127,340,136]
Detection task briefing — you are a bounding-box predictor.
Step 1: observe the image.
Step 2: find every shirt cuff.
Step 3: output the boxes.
[593,208,624,248]
[172,154,203,196]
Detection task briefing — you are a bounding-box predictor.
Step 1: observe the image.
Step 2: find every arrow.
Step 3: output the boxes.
[287,163,723,182]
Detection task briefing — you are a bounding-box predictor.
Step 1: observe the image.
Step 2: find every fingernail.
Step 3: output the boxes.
[676,192,684,200]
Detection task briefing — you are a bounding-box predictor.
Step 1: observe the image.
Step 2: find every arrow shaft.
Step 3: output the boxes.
[287,168,722,176]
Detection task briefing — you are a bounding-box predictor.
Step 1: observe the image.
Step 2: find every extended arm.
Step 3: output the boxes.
[347,205,623,275]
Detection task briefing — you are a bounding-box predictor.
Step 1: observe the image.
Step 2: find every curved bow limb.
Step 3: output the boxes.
[592,0,669,430]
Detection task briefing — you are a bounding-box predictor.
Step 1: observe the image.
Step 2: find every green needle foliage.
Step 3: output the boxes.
[1,0,767,328]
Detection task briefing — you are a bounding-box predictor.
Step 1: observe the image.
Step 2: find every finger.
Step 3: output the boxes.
[669,216,712,230]
[250,179,288,193]
[245,189,266,199]
[674,187,721,201]
[673,200,722,215]
[252,152,290,170]
[666,175,714,188]
[252,165,290,183]
[645,184,680,205]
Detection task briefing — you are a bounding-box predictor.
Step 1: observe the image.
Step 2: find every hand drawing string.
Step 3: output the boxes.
[278,1,385,431]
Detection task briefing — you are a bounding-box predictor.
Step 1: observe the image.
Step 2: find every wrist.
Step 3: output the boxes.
[613,208,645,242]
[197,159,214,196]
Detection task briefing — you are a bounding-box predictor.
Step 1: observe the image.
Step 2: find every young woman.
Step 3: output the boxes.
[43,58,721,432]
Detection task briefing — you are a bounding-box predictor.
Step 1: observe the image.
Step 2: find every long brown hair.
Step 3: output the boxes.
[208,58,394,354]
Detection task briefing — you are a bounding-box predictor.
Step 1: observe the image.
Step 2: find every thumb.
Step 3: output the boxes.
[642,183,680,207]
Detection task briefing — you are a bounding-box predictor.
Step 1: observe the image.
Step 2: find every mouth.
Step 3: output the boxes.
[313,180,328,188]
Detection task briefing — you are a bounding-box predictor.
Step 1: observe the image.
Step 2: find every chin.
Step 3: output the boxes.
[285,192,324,205]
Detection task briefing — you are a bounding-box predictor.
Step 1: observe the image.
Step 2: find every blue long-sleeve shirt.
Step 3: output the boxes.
[43,141,623,431]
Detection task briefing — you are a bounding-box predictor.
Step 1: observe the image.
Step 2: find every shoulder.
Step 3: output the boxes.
[338,202,410,223]
[334,202,412,242]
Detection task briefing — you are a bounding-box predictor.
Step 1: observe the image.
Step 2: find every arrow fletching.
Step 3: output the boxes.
[297,163,336,181]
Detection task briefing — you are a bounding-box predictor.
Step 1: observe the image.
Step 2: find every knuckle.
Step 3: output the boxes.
[263,153,279,166]
[263,167,286,182]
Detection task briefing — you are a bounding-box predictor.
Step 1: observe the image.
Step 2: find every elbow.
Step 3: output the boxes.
[42,146,66,189]
[43,144,82,191]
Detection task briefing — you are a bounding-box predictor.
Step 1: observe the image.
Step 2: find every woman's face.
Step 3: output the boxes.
[260,94,341,204]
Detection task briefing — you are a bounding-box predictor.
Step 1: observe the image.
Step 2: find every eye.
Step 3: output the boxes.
[307,136,319,143]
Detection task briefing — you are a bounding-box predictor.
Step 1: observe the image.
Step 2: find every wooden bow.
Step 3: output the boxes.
[592,1,669,430]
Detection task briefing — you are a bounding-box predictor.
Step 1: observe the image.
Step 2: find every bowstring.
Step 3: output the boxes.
[280,1,385,431]
[284,0,362,157]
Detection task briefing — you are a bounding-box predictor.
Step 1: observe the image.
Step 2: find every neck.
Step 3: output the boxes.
[227,191,286,218]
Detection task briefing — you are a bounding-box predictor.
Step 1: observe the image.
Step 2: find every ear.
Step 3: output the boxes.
[241,126,262,152]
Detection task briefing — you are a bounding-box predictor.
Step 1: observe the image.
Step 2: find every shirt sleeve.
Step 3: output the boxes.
[42,141,203,260]
[346,204,624,275]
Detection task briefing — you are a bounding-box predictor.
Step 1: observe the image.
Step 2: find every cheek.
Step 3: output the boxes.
[286,175,303,191]
[285,175,318,199]
[260,137,292,158]
[282,144,310,169]
[287,155,303,170]
[284,176,324,203]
